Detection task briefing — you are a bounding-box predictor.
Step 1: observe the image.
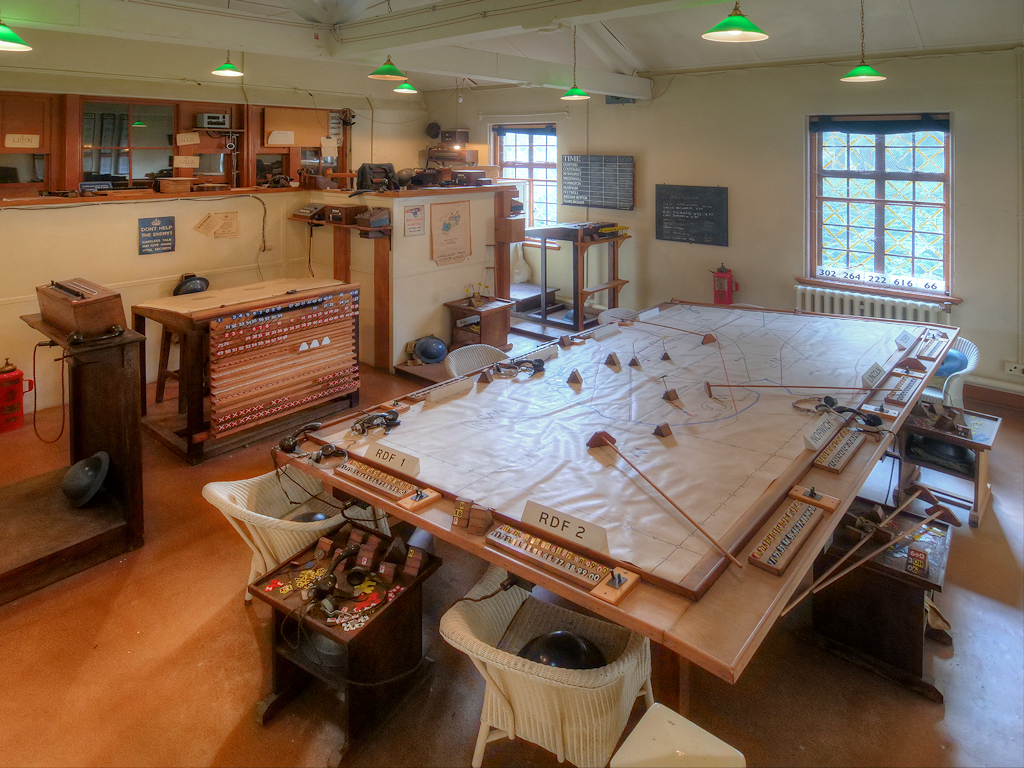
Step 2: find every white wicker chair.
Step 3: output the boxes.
[443,344,509,378]
[597,307,640,325]
[202,465,384,602]
[920,336,979,409]
[440,566,654,767]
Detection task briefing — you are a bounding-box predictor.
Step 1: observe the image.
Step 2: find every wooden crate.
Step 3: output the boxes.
[157,178,193,194]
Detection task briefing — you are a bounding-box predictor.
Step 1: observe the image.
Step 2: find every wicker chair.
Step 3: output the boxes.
[202,465,384,602]
[440,566,654,767]
[443,344,509,378]
[920,336,979,409]
[597,307,640,325]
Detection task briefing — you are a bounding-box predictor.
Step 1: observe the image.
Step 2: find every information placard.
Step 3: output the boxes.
[561,155,634,210]
[655,184,728,246]
[138,216,175,255]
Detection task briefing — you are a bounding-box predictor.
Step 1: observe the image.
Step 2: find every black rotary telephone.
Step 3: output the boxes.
[279,422,322,453]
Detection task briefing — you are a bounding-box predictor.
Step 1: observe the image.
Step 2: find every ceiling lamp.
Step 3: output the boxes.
[561,26,590,101]
[702,2,768,42]
[393,81,418,94]
[841,0,885,82]
[131,119,147,128]
[212,51,243,77]
[368,55,406,80]
[0,18,32,51]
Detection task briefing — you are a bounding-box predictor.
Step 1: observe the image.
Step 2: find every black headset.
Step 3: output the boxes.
[818,396,883,429]
[279,422,322,453]
[310,444,347,464]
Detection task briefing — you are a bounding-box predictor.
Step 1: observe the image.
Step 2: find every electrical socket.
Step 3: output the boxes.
[1004,361,1023,375]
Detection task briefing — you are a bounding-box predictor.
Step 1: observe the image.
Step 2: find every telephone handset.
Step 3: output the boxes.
[293,203,325,221]
[279,421,323,453]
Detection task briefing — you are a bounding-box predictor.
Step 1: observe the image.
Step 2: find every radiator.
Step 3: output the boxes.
[795,285,951,324]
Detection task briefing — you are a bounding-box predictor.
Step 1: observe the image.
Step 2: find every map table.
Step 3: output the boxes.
[293,303,957,688]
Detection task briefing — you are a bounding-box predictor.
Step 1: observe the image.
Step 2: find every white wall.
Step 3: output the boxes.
[424,50,1023,389]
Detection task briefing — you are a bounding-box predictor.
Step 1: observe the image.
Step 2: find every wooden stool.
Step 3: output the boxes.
[155,327,186,413]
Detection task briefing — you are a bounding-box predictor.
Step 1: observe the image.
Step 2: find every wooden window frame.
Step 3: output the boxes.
[808,114,956,301]
[493,124,558,231]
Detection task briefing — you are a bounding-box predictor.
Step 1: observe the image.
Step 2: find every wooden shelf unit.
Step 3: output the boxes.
[445,297,514,350]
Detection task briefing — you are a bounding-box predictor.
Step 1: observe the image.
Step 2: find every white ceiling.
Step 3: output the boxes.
[6,0,1023,96]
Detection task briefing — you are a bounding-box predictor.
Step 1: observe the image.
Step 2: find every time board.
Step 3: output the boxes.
[561,155,635,211]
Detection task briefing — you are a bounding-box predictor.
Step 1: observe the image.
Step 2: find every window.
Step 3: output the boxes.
[493,125,557,228]
[809,114,951,296]
[83,101,174,186]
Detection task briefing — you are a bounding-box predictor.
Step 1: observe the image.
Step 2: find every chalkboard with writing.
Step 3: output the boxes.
[655,185,728,246]
[561,155,634,210]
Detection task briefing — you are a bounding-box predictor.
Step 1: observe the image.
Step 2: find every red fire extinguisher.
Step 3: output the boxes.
[712,263,739,305]
[0,358,33,433]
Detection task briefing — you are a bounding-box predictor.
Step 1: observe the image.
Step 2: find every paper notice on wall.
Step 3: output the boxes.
[173,155,200,168]
[4,134,40,148]
[267,130,294,146]
[176,132,201,146]
[213,211,238,238]
[320,136,338,154]
[195,212,227,237]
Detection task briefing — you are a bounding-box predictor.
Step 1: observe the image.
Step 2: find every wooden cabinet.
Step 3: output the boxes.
[1,317,144,606]
[445,297,514,351]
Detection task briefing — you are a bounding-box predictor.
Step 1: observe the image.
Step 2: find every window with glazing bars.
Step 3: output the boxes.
[493,125,557,228]
[809,114,951,297]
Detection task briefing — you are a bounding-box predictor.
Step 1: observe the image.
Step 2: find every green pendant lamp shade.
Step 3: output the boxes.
[560,26,590,101]
[841,1,885,82]
[841,62,885,82]
[702,2,768,42]
[393,81,418,94]
[0,18,32,51]
[131,119,147,128]
[368,55,406,80]
[212,51,244,77]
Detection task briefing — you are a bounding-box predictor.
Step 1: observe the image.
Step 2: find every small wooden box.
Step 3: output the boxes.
[36,278,126,337]
[157,178,193,194]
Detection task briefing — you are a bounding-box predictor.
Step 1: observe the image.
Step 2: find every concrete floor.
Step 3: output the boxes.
[0,369,1021,768]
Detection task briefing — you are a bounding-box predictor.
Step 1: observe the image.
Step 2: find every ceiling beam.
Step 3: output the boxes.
[576,22,646,75]
[330,0,725,57]
[395,45,652,98]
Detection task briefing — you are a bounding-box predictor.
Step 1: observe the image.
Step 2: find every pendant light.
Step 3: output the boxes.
[393,81,418,94]
[131,119,147,128]
[0,17,32,51]
[368,55,406,80]
[841,0,885,82]
[702,2,768,42]
[560,26,590,101]
[212,51,244,77]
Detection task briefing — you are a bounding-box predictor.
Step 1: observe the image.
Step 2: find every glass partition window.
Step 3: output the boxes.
[83,102,174,185]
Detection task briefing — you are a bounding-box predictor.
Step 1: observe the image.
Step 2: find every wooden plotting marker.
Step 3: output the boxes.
[629,357,641,368]
[559,335,573,348]
[477,368,494,384]
[567,369,584,385]
[661,352,672,361]
[653,423,673,438]
[663,389,679,402]
[587,431,743,568]
[605,352,621,367]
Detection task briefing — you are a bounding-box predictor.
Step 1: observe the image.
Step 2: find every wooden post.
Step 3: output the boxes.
[373,235,391,370]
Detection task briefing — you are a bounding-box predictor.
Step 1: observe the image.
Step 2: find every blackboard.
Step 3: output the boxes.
[655,185,728,246]
[561,155,634,211]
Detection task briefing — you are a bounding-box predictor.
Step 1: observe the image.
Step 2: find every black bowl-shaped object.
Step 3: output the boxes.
[517,630,607,670]
[61,451,110,508]
[173,275,210,295]
[414,336,448,364]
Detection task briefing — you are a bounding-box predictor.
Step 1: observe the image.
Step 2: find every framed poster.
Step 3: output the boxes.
[430,200,471,265]
[139,216,175,255]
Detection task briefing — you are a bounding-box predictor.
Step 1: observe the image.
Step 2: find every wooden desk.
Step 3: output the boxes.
[132,278,359,464]
[896,407,1002,527]
[2,317,144,606]
[248,525,441,764]
[524,222,630,332]
[445,296,514,351]
[809,498,953,702]
[286,304,956,706]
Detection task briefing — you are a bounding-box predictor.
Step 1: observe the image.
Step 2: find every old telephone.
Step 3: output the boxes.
[293,203,325,221]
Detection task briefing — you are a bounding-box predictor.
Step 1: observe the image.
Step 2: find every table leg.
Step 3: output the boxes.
[133,312,148,416]
[971,450,991,528]
[651,641,690,716]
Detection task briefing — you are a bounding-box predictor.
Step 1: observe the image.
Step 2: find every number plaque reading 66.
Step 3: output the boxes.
[815,266,944,294]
